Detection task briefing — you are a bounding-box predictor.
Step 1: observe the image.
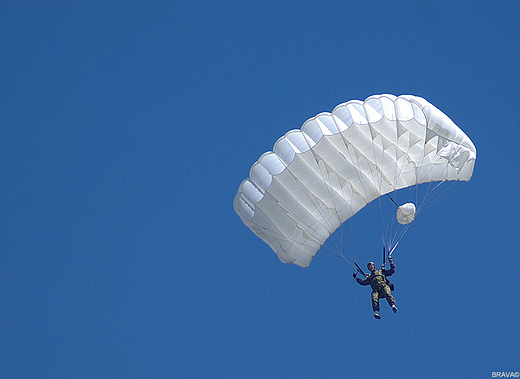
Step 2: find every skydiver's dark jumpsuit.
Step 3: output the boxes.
[356,260,396,312]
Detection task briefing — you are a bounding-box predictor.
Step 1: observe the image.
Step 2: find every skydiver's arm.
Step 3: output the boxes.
[356,277,370,285]
[383,259,396,276]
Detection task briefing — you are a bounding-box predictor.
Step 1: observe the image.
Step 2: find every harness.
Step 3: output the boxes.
[353,245,395,291]
[369,270,387,291]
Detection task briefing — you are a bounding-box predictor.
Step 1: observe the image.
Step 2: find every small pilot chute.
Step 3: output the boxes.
[396,203,416,225]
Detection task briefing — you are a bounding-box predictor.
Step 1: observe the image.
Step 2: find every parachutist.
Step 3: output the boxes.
[354,258,397,319]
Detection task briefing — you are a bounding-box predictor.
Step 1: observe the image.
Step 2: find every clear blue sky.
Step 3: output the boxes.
[1,1,519,378]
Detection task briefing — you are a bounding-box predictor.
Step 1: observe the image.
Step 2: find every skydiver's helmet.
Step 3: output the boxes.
[367,261,375,269]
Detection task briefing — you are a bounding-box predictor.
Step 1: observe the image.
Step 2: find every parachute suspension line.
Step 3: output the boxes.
[240,165,333,256]
[381,108,441,251]
[337,126,381,264]
[314,221,358,270]
[234,95,476,271]
[253,210,372,266]
[261,104,450,265]
[390,222,411,253]
[385,191,399,241]
[336,129,380,263]
[336,111,403,258]
[414,142,459,218]
[306,145,348,240]
[417,180,443,213]
[305,138,344,235]
[380,235,390,254]
[345,216,358,264]
[337,249,357,271]
[335,128,372,263]
[255,164,355,256]
[303,125,361,264]
[417,180,455,216]
[369,116,394,253]
[379,116,416,250]
[284,125,364,267]
[271,148,340,246]
[283,141,355,264]
[339,129,372,211]
[377,195,394,252]
[411,111,455,218]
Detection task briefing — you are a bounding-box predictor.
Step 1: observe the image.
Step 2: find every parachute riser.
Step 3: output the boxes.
[354,261,369,278]
[381,242,399,269]
[388,241,399,258]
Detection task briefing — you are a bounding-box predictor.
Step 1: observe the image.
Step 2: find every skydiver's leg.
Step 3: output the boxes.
[371,290,380,312]
[381,285,396,306]
[381,285,398,313]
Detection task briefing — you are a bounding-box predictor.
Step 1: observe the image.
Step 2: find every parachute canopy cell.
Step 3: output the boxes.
[234,94,477,267]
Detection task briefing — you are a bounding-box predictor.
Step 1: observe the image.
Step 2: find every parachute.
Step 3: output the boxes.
[234,94,476,267]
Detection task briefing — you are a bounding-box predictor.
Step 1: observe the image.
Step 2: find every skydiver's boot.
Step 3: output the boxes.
[392,305,398,313]
[374,312,381,319]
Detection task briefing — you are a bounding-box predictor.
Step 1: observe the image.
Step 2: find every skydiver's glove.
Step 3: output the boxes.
[353,273,357,279]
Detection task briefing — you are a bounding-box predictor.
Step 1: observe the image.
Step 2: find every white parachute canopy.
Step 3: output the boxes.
[234,94,476,267]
